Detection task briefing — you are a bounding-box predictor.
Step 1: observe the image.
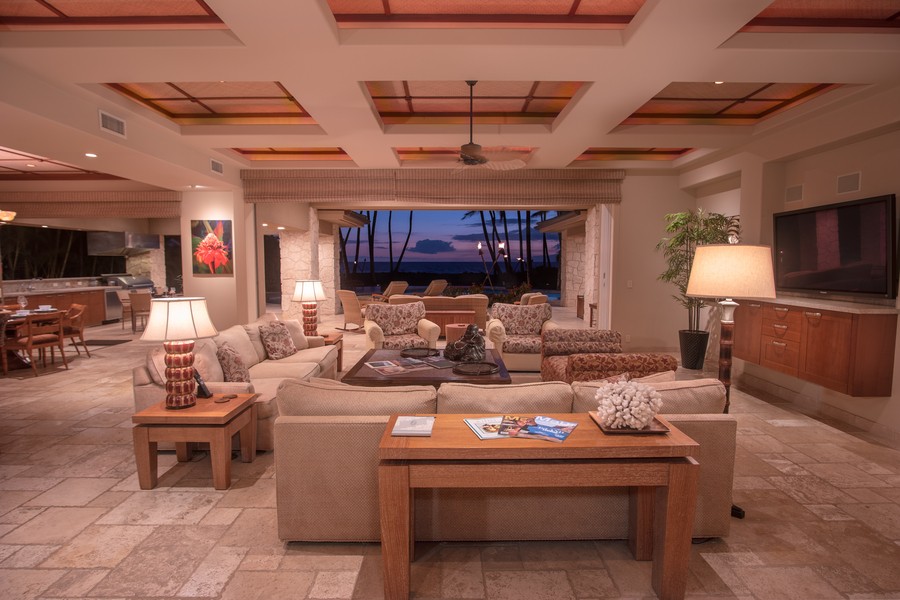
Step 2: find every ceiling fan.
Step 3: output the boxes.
[459,80,527,171]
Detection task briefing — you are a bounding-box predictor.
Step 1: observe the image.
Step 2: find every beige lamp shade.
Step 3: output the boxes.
[140,297,218,342]
[687,244,776,300]
[293,280,327,302]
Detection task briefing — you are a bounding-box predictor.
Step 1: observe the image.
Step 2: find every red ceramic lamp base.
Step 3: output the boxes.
[301,302,318,337]
[163,340,197,410]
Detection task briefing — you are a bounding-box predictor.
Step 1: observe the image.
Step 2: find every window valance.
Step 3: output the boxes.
[0,191,180,219]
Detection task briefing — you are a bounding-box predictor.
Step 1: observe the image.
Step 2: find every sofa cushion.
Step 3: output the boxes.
[491,303,551,335]
[193,339,224,382]
[366,301,424,336]
[383,333,427,350]
[276,377,437,417]
[571,378,726,414]
[503,335,543,355]
[214,324,260,368]
[248,359,320,381]
[541,328,622,357]
[242,314,278,363]
[259,321,297,360]
[437,381,573,414]
[633,370,677,383]
[278,318,310,351]
[217,342,250,383]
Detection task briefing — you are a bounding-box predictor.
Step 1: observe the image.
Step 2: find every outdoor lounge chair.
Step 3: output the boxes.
[421,279,448,296]
[371,280,409,302]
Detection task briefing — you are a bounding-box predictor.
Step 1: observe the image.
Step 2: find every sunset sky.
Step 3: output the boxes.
[340,210,560,264]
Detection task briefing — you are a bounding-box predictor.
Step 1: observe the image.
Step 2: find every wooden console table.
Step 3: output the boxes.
[378,413,699,600]
[132,393,258,490]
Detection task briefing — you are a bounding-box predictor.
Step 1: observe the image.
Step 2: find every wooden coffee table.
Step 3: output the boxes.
[131,393,258,490]
[378,413,699,600]
[342,348,511,387]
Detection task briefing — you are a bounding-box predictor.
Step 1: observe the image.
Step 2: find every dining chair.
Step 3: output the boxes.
[63,303,91,358]
[115,289,132,330]
[129,292,152,333]
[3,311,68,377]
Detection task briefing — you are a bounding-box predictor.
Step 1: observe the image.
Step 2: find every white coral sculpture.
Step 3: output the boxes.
[595,380,663,429]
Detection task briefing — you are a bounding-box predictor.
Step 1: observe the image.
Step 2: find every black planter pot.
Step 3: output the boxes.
[678,330,709,370]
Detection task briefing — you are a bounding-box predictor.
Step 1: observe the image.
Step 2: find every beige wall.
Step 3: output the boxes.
[612,174,696,352]
[180,190,254,329]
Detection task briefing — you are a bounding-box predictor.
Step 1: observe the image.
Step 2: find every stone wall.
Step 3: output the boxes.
[278,207,336,323]
[561,230,585,308]
[126,243,165,292]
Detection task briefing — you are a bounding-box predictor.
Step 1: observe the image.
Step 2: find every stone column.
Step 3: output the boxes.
[562,230,585,308]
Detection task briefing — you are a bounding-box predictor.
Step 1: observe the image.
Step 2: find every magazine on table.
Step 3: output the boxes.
[365,358,433,375]
[498,415,578,443]
[420,355,456,369]
[463,416,504,440]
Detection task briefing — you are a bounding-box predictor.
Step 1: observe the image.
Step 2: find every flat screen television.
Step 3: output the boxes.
[773,194,897,300]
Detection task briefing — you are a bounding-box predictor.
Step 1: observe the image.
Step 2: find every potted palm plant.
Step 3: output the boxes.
[656,210,740,369]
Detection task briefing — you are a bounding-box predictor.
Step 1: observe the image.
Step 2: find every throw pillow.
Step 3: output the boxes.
[279,319,310,350]
[259,321,298,360]
[217,341,250,382]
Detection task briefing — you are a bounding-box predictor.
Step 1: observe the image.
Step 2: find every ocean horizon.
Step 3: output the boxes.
[341,260,557,275]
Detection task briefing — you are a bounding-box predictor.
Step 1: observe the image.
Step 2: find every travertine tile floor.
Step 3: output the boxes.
[1,306,899,599]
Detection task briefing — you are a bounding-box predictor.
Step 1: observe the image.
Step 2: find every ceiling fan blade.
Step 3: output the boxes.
[482,158,526,171]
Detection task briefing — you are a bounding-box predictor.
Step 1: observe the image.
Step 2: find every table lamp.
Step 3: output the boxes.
[293,280,327,336]
[141,297,218,410]
[686,244,776,413]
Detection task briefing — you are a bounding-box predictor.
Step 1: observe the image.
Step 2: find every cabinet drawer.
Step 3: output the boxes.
[762,318,802,342]
[763,304,801,327]
[760,335,800,376]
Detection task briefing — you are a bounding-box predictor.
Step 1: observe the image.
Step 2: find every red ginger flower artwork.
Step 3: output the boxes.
[191,220,232,275]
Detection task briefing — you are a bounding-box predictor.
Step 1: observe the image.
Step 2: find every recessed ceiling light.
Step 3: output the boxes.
[261,223,268,227]
[276,226,285,230]
[26,163,36,168]
[84,152,98,158]
[714,81,724,85]
[41,225,49,228]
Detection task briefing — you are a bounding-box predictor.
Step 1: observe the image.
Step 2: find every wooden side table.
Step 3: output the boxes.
[322,332,344,372]
[131,393,258,490]
[444,322,469,345]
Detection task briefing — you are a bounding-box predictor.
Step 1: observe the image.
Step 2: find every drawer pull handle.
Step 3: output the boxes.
[805,311,822,319]
[773,324,788,330]
[772,341,787,348]
[774,307,789,313]
[748,303,762,308]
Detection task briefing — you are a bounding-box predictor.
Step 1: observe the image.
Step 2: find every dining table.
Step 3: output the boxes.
[1,307,65,373]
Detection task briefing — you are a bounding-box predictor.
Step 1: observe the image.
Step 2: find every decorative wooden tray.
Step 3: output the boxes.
[589,411,670,435]
[452,361,500,376]
[400,347,440,358]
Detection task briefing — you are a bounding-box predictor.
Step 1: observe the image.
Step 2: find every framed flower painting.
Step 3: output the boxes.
[191,219,233,276]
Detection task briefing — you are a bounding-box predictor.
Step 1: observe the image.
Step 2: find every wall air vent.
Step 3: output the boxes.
[210,159,225,175]
[98,110,126,138]
[837,172,861,194]
[785,184,803,204]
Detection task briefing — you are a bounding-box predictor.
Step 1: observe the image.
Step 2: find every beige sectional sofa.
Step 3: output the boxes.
[388,293,490,329]
[274,376,736,543]
[132,314,339,451]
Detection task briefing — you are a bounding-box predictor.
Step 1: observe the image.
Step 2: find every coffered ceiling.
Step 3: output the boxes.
[0,0,898,189]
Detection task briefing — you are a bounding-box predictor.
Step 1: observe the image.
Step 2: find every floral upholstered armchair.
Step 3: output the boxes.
[485,302,555,371]
[363,300,440,350]
[540,328,679,383]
